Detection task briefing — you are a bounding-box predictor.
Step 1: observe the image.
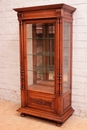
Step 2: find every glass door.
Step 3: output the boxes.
[63,22,71,93]
[26,23,55,93]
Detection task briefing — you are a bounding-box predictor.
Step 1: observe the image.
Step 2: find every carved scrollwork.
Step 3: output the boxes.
[30,98,52,107]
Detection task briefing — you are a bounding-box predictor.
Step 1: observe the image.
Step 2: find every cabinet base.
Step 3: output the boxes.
[17,107,74,123]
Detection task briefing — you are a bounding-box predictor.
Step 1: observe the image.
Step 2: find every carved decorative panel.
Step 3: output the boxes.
[30,98,52,107]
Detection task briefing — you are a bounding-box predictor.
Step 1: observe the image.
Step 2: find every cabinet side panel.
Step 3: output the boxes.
[63,92,71,112]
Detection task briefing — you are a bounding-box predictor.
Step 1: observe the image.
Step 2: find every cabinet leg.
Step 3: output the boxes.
[56,122,62,127]
[20,113,26,117]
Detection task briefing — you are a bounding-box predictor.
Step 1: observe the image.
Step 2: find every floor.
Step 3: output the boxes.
[0,100,87,130]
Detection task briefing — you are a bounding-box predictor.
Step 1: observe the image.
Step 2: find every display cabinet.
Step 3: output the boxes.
[14,4,76,124]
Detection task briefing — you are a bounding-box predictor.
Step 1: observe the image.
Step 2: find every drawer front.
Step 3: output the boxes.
[27,91,57,113]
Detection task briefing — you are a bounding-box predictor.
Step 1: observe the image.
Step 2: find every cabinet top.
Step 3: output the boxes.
[14,3,76,13]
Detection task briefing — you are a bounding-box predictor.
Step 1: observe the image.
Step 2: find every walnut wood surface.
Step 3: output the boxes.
[14,3,76,124]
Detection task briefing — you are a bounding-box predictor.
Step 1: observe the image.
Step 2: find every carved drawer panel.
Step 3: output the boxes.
[29,97,52,107]
[27,92,56,113]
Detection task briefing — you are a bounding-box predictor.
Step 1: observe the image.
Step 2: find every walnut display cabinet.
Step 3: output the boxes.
[14,4,76,124]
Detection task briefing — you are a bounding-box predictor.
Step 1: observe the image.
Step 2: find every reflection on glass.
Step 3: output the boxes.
[27,23,54,93]
[63,22,71,93]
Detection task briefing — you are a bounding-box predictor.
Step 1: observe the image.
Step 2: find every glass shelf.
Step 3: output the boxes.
[27,38,54,40]
[27,51,54,56]
[28,65,54,73]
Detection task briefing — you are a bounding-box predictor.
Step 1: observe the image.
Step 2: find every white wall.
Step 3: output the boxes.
[0,0,87,118]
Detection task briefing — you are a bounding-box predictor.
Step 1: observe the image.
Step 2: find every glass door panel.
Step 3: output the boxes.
[27,23,55,93]
[63,22,71,93]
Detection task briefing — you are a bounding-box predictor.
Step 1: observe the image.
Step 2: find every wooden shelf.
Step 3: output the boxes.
[28,82,54,93]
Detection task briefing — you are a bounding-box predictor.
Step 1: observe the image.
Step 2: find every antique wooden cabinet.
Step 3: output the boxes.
[14,4,76,124]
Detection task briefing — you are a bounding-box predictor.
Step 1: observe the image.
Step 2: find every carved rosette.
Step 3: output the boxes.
[30,98,52,107]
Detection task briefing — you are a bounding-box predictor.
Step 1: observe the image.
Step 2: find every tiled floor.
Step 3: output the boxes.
[0,100,87,130]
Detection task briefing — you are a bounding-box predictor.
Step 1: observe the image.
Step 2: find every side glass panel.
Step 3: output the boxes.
[63,22,71,93]
[27,23,54,93]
